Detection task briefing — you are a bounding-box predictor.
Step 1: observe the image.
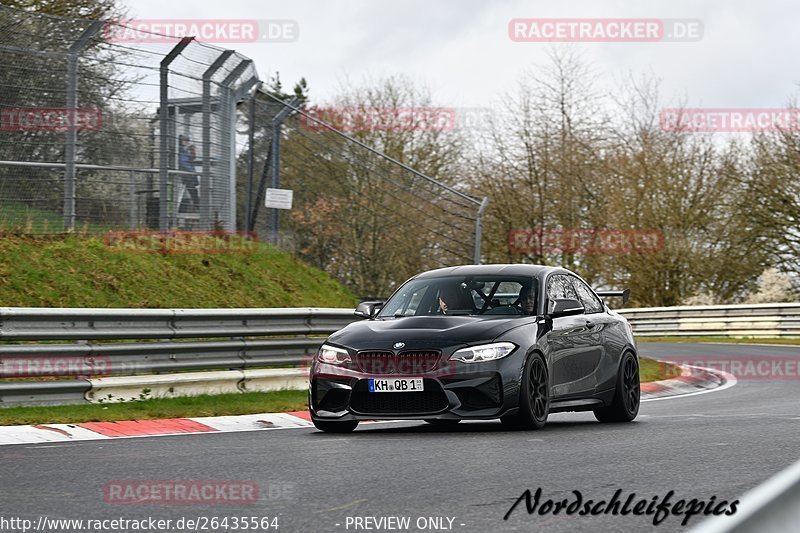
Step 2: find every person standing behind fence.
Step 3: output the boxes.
[178,135,200,212]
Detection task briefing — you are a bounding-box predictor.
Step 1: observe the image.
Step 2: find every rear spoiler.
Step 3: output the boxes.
[595,289,630,305]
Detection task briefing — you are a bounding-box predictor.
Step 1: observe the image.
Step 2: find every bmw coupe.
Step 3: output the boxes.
[309,264,639,432]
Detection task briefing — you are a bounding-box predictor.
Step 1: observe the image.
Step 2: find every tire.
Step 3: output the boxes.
[501,352,549,430]
[312,419,359,433]
[424,419,461,426]
[594,351,640,423]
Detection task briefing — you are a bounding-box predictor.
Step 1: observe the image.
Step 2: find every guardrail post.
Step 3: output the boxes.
[64,20,103,232]
[159,37,193,232]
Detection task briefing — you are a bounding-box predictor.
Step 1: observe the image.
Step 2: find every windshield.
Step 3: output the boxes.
[377,275,538,317]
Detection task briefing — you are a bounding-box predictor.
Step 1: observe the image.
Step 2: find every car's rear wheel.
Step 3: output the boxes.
[501,353,549,430]
[312,419,359,433]
[594,351,640,423]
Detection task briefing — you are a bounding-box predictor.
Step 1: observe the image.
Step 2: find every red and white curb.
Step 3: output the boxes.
[0,363,732,446]
[641,363,736,402]
[0,411,314,446]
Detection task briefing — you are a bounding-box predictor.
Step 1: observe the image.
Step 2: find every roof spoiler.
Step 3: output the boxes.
[595,288,630,305]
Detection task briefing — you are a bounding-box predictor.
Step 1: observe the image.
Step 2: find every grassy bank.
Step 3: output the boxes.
[0,234,356,308]
[0,390,309,425]
[640,357,681,382]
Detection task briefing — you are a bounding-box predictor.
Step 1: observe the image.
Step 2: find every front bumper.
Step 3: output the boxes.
[310,368,518,422]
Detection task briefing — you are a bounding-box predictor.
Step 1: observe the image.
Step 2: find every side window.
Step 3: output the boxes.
[546,275,578,313]
[571,276,603,314]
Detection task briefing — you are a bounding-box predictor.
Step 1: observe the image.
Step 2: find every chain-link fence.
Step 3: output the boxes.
[0,5,487,296]
[232,91,488,294]
[0,5,257,232]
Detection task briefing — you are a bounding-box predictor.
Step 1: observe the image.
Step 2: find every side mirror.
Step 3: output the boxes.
[548,298,585,318]
[355,301,384,319]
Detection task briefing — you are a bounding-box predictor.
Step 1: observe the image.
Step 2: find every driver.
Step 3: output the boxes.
[517,283,536,315]
[437,284,469,314]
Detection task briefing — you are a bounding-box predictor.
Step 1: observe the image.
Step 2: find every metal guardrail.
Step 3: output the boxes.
[0,380,92,406]
[621,303,800,338]
[1,303,798,406]
[0,307,356,341]
[0,307,358,405]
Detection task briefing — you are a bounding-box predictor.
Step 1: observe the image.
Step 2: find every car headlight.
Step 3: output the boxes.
[449,342,517,363]
[317,344,351,365]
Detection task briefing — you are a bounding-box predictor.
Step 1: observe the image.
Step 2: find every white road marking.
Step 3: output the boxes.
[701,342,800,348]
[645,413,783,419]
[26,444,82,449]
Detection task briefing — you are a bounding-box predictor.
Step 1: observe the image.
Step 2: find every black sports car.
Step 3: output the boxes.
[309,264,639,432]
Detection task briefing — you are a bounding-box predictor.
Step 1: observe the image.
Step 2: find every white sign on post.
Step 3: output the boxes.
[265,188,294,210]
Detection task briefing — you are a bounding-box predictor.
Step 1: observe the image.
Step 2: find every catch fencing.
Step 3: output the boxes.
[247,93,488,297]
[0,5,488,299]
[0,6,258,232]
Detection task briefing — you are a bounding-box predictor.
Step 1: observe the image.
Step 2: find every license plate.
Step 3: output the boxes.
[368,378,424,393]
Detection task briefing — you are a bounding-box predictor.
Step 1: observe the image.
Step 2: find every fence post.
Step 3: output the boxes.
[473,197,490,265]
[219,59,252,232]
[245,82,261,235]
[64,20,103,232]
[128,170,136,230]
[201,50,234,232]
[159,37,193,232]
[269,98,300,245]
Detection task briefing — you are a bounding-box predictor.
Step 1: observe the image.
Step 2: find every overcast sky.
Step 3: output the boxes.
[123,0,799,111]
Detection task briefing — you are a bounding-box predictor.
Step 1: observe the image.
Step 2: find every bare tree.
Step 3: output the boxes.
[472,53,771,306]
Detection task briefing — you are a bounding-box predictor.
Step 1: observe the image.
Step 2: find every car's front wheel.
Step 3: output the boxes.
[594,351,640,423]
[501,352,549,430]
[312,419,359,433]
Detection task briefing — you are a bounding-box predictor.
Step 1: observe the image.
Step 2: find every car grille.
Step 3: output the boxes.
[349,379,449,415]
[351,350,442,375]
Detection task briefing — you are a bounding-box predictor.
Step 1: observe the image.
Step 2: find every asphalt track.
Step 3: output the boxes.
[1,342,799,533]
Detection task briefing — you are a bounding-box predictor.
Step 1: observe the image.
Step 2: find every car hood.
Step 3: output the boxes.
[327,315,538,351]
